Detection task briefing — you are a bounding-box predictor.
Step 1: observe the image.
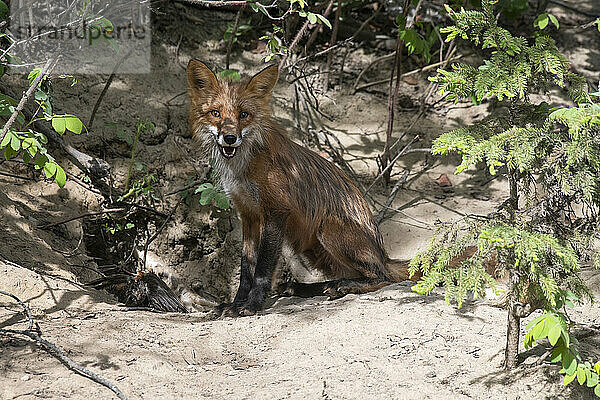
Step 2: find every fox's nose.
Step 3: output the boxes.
[223,135,237,145]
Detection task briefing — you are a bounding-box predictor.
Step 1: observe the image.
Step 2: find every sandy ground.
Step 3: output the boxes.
[1,1,600,399]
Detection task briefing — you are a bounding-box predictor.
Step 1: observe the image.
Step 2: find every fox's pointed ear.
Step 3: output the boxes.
[245,64,278,99]
[187,60,218,96]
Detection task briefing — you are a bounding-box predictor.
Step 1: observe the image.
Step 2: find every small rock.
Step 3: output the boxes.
[20,374,30,381]
[434,174,452,187]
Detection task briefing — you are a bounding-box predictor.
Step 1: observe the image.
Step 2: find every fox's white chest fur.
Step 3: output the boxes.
[212,146,259,204]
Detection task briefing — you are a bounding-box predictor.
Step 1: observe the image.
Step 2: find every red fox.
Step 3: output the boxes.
[187,61,416,316]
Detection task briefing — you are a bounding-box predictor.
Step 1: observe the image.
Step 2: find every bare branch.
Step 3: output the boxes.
[0,58,55,144]
[0,290,128,399]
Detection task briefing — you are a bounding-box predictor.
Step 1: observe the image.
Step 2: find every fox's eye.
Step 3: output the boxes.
[210,110,221,118]
[239,111,249,119]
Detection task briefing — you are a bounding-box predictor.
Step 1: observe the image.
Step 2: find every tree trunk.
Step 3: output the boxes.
[504,169,520,370]
[504,296,520,370]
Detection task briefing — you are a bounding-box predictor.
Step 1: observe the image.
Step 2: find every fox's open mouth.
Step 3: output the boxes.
[219,146,237,158]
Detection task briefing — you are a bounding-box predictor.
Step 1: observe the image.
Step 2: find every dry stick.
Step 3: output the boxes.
[279,0,335,69]
[355,55,465,91]
[37,208,126,230]
[303,0,336,54]
[0,290,128,400]
[0,170,36,181]
[376,170,409,225]
[165,178,204,196]
[293,5,381,66]
[0,83,112,193]
[353,52,395,90]
[225,5,245,70]
[365,43,458,193]
[0,58,54,144]
[381,0,411,186]
[365,133,420,195]
[324,2,342,90]
[89,48,134,129]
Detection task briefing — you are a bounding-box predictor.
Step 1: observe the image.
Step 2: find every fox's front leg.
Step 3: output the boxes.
[220,217,283,317]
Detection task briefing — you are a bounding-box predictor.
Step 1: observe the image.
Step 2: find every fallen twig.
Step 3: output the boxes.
[0,170,36,181]
[324,3,342,89]
[0,290,128,400]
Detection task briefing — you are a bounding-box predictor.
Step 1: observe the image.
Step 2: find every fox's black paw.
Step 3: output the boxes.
[215,302,257,318]
[323,280,355,300]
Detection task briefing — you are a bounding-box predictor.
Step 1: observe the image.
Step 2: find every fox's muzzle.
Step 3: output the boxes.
[208,125,242,159]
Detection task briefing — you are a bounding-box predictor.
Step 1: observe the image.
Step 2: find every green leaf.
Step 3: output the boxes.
[54,164,66,187]
[64,116,83,134]
[563,372,576,386]
[28,68,42,85]
[34,154,48,170]
[10,132,20,151]
[194,183,213,194]
[548,14,559,29]
[43,161,57,179]
[595,384,600,397]
[199,188,215,205]
[307,12,317,24]
[534,14,549,30]
[588,372,599,387]
[0,1,8,19]
[35,90,48,101]
[214,192,230,210]
[0,130,11,148]
[396,15,407,31]
[548,323,562,346]
[316,14,332,29]
[577,366,586,385]
[22,138,38,157]
[595,361,600,375]
[550,347,563,363]
[52,116,66,134]
[218,69,241,82]
[563,352,577,376]
[4,145,16,160]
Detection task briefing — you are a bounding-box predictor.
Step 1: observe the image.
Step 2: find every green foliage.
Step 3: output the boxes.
[195,182,230,210]
[124,119,155,192]
[0,69,86,188]
[534,13,559,30]
[415,0,599,380]
[432,3,574,103]
[217,69,242,82]
[120,173,160,204]
[524,309,600,397]
[260,26,288,63]
[224,19,253,44]
[249,0,330,62]
[396,15,438,63]
[409,219,588,309]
